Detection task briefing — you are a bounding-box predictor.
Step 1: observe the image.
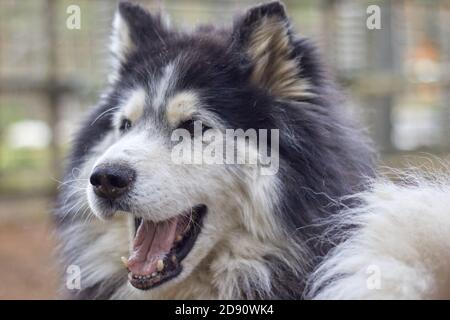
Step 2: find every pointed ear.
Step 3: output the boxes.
[111,1,168,64]
[233,1,311,99]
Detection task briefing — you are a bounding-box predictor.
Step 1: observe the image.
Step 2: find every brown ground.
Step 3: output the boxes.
[0,197,58,299]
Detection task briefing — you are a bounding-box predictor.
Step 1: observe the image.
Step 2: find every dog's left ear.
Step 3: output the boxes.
[111,1,168,65]
[232,1,310,99]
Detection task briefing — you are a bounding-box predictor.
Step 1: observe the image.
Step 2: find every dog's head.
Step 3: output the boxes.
[84,1,311,292]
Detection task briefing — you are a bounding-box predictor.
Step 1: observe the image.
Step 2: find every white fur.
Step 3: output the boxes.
[108,11,134,83]
[152,62,177,110]
[111,11,133,61]
[308,170,450,299]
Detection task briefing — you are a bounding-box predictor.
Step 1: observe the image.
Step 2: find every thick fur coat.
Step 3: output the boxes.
[307,169,450,300]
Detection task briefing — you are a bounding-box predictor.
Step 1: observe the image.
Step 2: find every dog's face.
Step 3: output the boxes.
[85,1,310,292]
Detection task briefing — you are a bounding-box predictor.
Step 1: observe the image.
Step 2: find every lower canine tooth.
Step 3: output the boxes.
[121,256,129,268]
[151,272,157,277]
[156,259,164,272]
[176,235,182,242]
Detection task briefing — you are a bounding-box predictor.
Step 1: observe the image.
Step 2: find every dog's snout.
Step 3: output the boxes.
[90,164,135,200]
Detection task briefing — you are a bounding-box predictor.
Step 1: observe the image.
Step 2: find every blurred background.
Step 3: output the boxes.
[0,0,449,299]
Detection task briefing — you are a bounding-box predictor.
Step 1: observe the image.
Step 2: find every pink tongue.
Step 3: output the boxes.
[127,218,178,275]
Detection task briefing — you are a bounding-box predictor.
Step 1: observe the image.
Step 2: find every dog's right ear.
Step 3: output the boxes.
[110,1,168,65]
[232,1,311,100]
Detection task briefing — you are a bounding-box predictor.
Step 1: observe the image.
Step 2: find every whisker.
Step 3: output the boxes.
[91,106,120,125]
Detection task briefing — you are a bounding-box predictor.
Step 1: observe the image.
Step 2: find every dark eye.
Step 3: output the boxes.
[178,119,210,135]
[119,118,132,132]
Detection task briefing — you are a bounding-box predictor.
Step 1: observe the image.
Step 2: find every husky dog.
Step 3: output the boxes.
[55,1,374,299]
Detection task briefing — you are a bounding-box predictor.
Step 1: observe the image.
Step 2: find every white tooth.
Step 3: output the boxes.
[151,272,157,277]
[171,255,177,263]
[121,256,129,268]
[157,259,164,272]
[176,235,182,242]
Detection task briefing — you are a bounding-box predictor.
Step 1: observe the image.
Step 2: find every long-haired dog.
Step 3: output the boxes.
[54,1,375,299]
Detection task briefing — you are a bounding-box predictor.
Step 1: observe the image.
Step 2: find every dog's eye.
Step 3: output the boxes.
[178,119,210,135]
[119,118,132,133]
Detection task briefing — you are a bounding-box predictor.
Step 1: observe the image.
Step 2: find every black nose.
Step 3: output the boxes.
[90,164,136,200]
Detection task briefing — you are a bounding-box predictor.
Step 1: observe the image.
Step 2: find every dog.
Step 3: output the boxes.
[54,1,375,299]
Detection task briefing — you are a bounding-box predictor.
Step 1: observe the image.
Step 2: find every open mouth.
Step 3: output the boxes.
[122,204,207,290]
